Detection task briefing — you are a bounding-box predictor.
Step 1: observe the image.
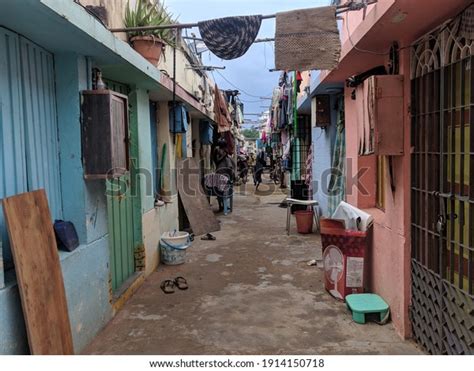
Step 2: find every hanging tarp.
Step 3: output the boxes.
[275,6,341,71]
[199,15,262,60]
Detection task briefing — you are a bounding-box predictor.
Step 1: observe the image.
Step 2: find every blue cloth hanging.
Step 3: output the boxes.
[169,103,188,133]
[199,120,214,145]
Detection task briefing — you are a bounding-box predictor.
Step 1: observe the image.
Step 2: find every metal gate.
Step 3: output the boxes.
[411,16,474,354]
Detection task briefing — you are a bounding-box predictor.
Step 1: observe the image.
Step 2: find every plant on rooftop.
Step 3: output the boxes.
[124,0,176,65]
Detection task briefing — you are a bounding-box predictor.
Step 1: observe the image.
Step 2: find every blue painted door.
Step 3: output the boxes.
[0,28,62,271]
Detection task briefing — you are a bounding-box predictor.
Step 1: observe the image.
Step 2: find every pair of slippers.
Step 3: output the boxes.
[160,276,188,294]
[201,233,216,241]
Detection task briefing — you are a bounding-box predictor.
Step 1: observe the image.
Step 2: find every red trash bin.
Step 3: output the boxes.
[320,218,372,301]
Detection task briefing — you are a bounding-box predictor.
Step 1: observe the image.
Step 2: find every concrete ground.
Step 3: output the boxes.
[84,180,423,355]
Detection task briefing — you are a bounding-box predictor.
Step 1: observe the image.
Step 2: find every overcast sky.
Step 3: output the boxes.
[167,0,330,125]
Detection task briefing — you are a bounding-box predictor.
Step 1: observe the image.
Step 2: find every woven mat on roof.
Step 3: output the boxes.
[199,16,262,60]
[275,6,340,71]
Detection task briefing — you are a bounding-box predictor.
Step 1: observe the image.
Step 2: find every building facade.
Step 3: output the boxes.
[0,0,226,354]
[302,0,473,354]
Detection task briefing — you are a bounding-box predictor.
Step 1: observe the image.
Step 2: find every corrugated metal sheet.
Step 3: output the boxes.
[0,28,62,266]
[0,29,27,200]
[19,37,62,219]
[0,28,27,265]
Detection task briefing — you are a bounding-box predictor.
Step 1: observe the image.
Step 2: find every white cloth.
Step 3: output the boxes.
[331,201,374,232]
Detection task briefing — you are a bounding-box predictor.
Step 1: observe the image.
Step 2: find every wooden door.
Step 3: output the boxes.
[106,174,135,292]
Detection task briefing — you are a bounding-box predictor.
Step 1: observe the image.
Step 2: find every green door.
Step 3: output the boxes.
[104,80,136,292]
[106,174,135,292]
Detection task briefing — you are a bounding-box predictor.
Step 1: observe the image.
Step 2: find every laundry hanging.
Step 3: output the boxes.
[275,6,341,71]
[213,86,232,132]
[328,96,346,217]
[198,15,262,60]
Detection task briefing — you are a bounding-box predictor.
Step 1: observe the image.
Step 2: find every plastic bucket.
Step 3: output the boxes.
[295,210,314,234]
[160,231,191,265]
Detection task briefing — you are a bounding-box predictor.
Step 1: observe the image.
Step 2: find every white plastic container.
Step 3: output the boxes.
[160,231,191,265]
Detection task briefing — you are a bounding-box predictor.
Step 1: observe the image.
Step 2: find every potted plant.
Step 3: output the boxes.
[124,0,176,65]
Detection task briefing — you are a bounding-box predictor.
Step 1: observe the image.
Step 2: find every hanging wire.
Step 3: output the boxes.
[240,98,271,103]
[345,11,389,56]
[214,70,272,99]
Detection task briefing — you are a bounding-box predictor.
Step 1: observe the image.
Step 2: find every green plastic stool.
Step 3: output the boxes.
[346,294,389,324]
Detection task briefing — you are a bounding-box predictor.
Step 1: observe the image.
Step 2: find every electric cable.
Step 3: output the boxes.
[345,12,389,56]
[214,70,272,99]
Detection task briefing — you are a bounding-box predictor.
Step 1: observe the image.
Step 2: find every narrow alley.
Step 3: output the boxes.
[84,180,422,355]
[1,0,473,365]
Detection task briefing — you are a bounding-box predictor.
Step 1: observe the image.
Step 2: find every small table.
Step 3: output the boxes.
[285,197,320,235]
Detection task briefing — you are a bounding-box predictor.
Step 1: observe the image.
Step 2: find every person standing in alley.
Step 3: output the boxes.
[248,151,256,172]
[254,149,266,190]
[213,138,236,214]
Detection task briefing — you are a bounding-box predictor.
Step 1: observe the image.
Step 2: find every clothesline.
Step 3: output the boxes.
[110,14,275,33]
[183,36,275,44]
[109,1,378,33]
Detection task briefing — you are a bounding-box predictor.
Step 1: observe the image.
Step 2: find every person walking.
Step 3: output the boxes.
[254,149,266,190]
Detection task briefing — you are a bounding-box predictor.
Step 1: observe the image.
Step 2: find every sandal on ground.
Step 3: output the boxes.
[174,276,188,290]
[201,233,216,241]
[160,280,175,294]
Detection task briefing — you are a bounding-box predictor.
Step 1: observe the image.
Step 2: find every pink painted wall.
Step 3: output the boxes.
[343,48,412,339]
[319,0,469,340]
[338,0,382,45]
[333,0,468,340]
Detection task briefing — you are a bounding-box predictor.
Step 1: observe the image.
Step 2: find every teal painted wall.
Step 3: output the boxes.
[0,276,28,354]
[55,53,108,244]
[0,237,111,354]
[59,237,111,352]
[0,52,112,354]
[130,88,155,214]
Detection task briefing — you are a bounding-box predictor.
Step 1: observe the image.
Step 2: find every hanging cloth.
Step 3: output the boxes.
[275,6,340,71]
[176,134,183,159]
[304,145,313,196]
[198,15,262,60]
[328,96,346,217]
[213,86,232,132]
